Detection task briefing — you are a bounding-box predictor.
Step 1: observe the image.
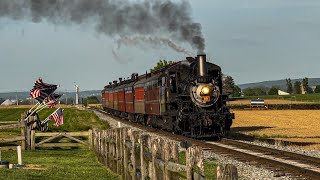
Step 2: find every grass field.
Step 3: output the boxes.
[0,107,109,139]
[231,110,320,150]
[0,107,118,179]
[0,149,119,180]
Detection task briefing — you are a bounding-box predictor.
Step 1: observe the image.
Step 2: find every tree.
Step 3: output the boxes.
[222,75,235,95]
[222,75,242,97]
[150,59,174,71]
[86,96,100,104]
[268,86,279,95]
[243,87,267,96]
[286,78,293,94]
[293,81,302,94]
[302,77,309,94]
[315,85,320,93]
[233,85,242,97]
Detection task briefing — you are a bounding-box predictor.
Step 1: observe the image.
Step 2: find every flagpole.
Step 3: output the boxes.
[45,108,60,122]
[28,102,40,113]
[39,107,61,127]
[24,102,47,121]
[25,91,56,121]
[36,104,48,113]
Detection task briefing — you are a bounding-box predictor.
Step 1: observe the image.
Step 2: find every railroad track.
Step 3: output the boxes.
[92,108,320,179]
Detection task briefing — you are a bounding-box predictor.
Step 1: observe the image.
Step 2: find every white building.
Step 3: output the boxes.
[278,90,290,96]
[1,99,17,106]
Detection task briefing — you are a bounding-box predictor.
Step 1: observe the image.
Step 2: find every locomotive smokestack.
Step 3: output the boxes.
[197,54,207,77]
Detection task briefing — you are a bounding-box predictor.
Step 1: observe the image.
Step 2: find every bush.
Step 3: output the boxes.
[268,86,279,95]
[315,85,320,93]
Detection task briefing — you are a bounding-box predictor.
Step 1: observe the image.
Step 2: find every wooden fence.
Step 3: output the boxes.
[1,113,92,150]
[31,130,92,150]
[92,128,207,180]
[0,120,25,150]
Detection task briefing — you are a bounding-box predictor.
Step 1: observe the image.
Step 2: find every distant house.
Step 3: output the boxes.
[278,90,290,96]
[1,99,17,106]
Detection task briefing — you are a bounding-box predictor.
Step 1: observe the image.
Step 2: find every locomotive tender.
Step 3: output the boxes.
[101,54,234,139]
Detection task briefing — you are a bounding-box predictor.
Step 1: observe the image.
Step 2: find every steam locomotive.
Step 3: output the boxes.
[101,54,234,139]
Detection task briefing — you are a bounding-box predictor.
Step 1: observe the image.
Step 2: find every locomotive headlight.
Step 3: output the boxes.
[201,86,210,95]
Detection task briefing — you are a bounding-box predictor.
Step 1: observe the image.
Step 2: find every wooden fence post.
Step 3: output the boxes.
[151,138,158,180]
[116,128,121,175]
[164,141,179,180]
[88,129,93,150]
[92,129,96,152]
[130,129,139,180]
[25,116,33,150]
[216,164,238,180]
[20,113,26,150]
[101,130,106,164]
[111,129,116,172]
[140,134,150,180]
[186,146,205,180]
[105,130,110,167]
[30,130,35,150]
[122,128,129,180]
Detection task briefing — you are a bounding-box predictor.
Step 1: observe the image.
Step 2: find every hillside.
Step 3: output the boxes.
[238,78,320,91]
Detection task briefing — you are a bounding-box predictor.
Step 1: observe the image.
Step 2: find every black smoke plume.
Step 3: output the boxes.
[0,0,205,53]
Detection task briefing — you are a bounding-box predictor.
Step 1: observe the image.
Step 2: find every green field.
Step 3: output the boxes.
[0,149,119,180]
[0,107,118,179]
[234,93,320,103]
[0,108,109,139]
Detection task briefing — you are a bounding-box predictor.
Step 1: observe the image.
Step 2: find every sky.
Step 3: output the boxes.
[1,0,320,92]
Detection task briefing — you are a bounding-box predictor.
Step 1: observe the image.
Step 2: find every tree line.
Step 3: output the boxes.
[222,77,320,97]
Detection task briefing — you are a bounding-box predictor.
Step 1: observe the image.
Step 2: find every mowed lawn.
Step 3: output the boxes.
[231,110,320,149]
[0,107,118,179]
[0,150,119,180]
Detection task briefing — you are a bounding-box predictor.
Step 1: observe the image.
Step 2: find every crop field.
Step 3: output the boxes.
[228,99,312,105]
[233,93,320,103]
[231,110,320,150]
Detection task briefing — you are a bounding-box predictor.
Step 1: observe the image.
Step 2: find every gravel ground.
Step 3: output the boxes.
[237,139,320,159]
[93,110,304,179]
[203,151,296,180]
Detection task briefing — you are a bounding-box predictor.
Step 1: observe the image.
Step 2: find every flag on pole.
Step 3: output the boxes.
[30,78,57,103]
[47,94,62,108]
[50,108,64,126]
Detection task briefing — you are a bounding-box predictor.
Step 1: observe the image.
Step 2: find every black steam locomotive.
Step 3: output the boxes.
[102,54,234,139]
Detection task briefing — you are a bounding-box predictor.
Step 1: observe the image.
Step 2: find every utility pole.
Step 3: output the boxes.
[65,89,68,105]
[16,91,18,106]
[75,85,79,105]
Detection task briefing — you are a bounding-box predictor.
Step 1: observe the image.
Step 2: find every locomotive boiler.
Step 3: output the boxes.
[101,54,234,139]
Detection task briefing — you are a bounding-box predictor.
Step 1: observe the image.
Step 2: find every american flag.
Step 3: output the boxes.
[47,94,62,108]
[30,78,57,103]
[50,108,64,126]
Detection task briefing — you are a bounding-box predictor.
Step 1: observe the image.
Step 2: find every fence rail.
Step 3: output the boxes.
[0,119,25,150]
[31,130,92,150]
[92,128,206,180]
